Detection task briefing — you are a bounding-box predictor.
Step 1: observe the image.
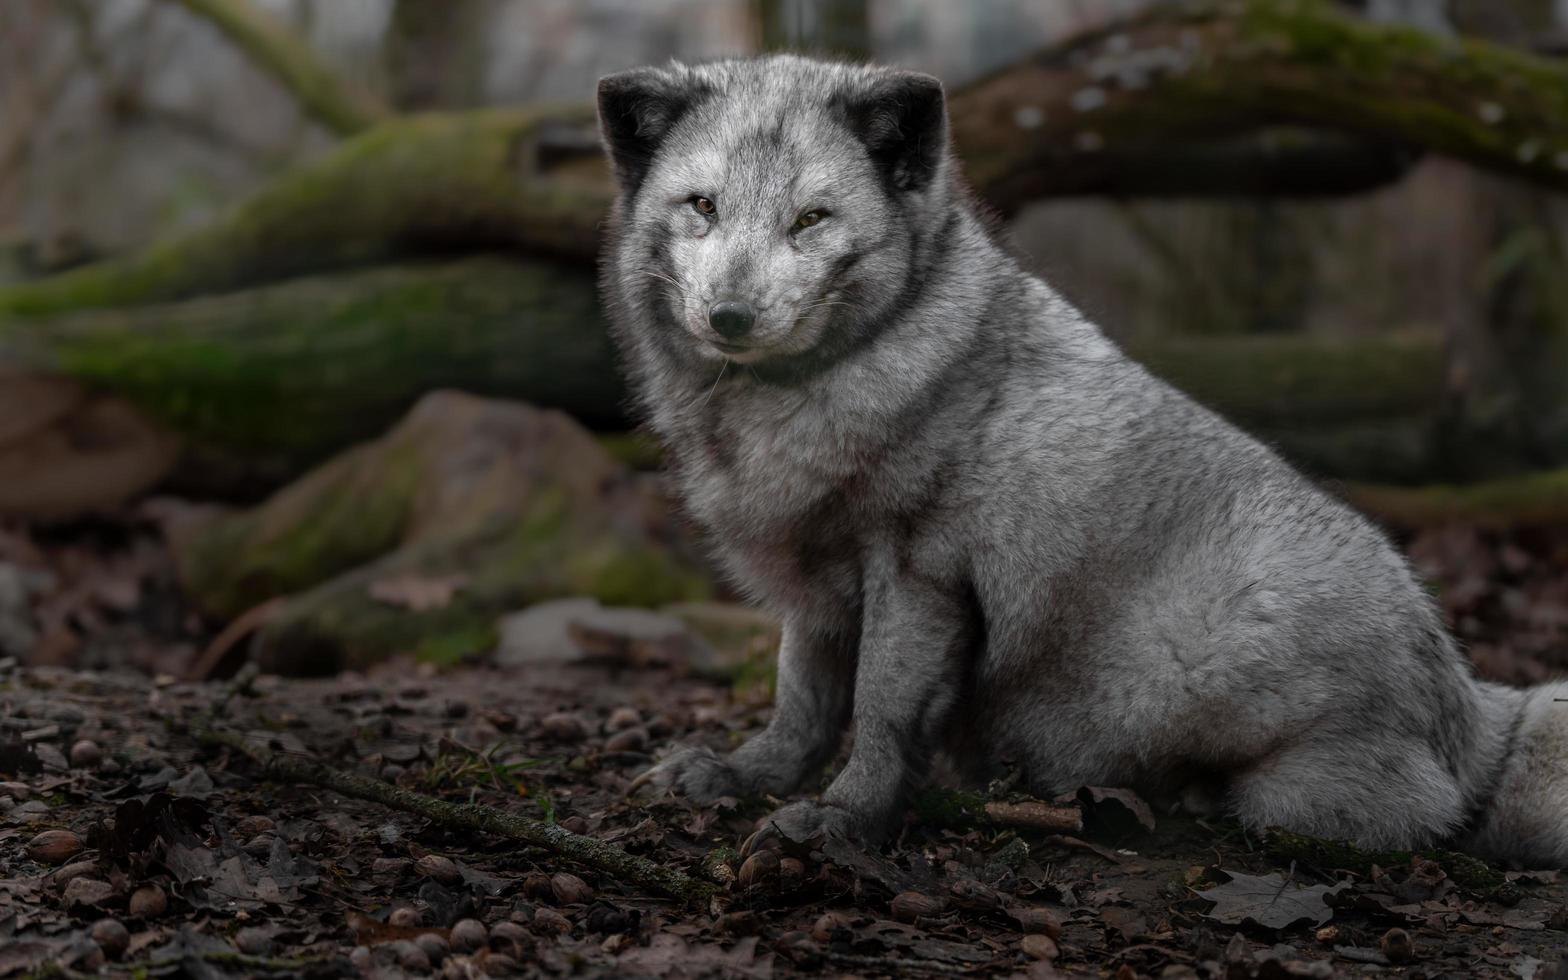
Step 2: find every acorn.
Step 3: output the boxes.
[28,829,84,865]
[550,872,593,905]
[541,713,586,742]
[415,933,449,965]
[533,907,572,935]
[811,911,852,944]
[450,918,488,953]
[90,919,129,959]
[1379,927,1415,964]
[605,707,641,732]
[389,906,422,927]
[128,884,168,918]
[69,740,102,769]
[605,728,648,753]
[890,891,947,922]
[415,854,464,887]
[737,850,780,890]
[1009,906,1062,938]
[522,870,554,901]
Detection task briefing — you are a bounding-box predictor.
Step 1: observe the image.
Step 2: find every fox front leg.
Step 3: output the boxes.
[633,613,857,800]
[746,552,974,849]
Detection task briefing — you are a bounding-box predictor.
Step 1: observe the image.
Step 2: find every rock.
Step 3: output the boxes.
[90,918,129,958]
[69,740,102,768]
[62,877,114,909]
[28,829,84,865]
[168,393,712,674]
[128,885,167,918]
[450,918,488,953]
[497,599,716,671]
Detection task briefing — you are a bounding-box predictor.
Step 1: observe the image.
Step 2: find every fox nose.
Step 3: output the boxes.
[708,301,757,340]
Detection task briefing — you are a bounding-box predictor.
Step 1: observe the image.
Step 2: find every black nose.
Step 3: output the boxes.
[708,301,757,340]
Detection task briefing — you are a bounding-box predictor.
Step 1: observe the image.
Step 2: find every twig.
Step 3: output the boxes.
[189,723,717,904]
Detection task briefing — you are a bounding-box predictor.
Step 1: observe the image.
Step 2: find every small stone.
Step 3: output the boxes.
[90,918,129,958]
[128,884,167,918]
[415,933,449,964]
[389,906,422,927]
[533,907,572,935]
[541,712,586,741]
[551,872,593,905]
[890,890,947,922]
[234,927,273,956]
[1021,933,1059,960]
[605,707,641,732]
[396,942,432,973]
[450,918,488,953]
[604,727,647,753]
[738,851,780,890]
[415,853,464,886]
[1379,927,1414,964]
[62,877,114,909]
[811,911,851,944]
[69,740,102,768]
[28,828,84,865]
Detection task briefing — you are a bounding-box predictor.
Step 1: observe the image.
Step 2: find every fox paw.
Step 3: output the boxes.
[742,800,863,855]
[629,746,745,802]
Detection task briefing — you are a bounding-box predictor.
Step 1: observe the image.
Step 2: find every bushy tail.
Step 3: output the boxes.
[1465,681,1568,868]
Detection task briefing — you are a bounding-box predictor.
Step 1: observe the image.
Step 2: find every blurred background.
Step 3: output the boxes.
[0,0,1565,686]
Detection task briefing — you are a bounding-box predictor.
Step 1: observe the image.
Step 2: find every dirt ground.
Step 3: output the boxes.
[2,516,1567,979]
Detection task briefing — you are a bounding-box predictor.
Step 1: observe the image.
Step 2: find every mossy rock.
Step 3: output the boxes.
[169,391,712,673]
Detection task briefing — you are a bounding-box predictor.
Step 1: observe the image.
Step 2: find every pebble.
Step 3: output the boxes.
[1022,933,1060,960]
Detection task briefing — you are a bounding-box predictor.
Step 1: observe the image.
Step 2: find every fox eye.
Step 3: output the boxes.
[691,196,716,216]
[794,209,828,230]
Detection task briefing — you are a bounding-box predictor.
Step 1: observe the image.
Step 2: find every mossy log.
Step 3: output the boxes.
[9,2,1568,317]
[167,391,711,673]
[1346,467,1568,529]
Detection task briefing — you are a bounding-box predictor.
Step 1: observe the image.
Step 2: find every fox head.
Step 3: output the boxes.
[597,56,953,376]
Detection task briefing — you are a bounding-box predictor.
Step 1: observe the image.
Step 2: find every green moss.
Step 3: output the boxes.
[1264,828,1506,892]
[414,623,500,665]
[912,787,996,829]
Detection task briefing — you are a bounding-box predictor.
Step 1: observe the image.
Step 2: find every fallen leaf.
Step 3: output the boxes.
[367,573,469,612]
[1197,871,1348,929]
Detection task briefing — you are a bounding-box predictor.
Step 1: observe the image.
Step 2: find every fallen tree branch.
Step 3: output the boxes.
[1345,468,1568,529]
[164,0,389,135]
[913,787,1084,835]
[191,723,718,904]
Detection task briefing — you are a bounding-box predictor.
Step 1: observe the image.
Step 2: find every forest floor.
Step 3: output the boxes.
[2,514,1567,979]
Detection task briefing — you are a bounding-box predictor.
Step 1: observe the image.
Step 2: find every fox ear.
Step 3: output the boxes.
[597,68,701,193]
[837,71,948,193]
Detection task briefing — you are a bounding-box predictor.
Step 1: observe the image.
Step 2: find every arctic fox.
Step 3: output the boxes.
[596,55,1568,866]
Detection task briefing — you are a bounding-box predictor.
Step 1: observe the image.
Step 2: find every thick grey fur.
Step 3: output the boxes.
[596,54,1568,867]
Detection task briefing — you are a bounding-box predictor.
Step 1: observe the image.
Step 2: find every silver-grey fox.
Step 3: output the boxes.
[596,55,1568,867]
